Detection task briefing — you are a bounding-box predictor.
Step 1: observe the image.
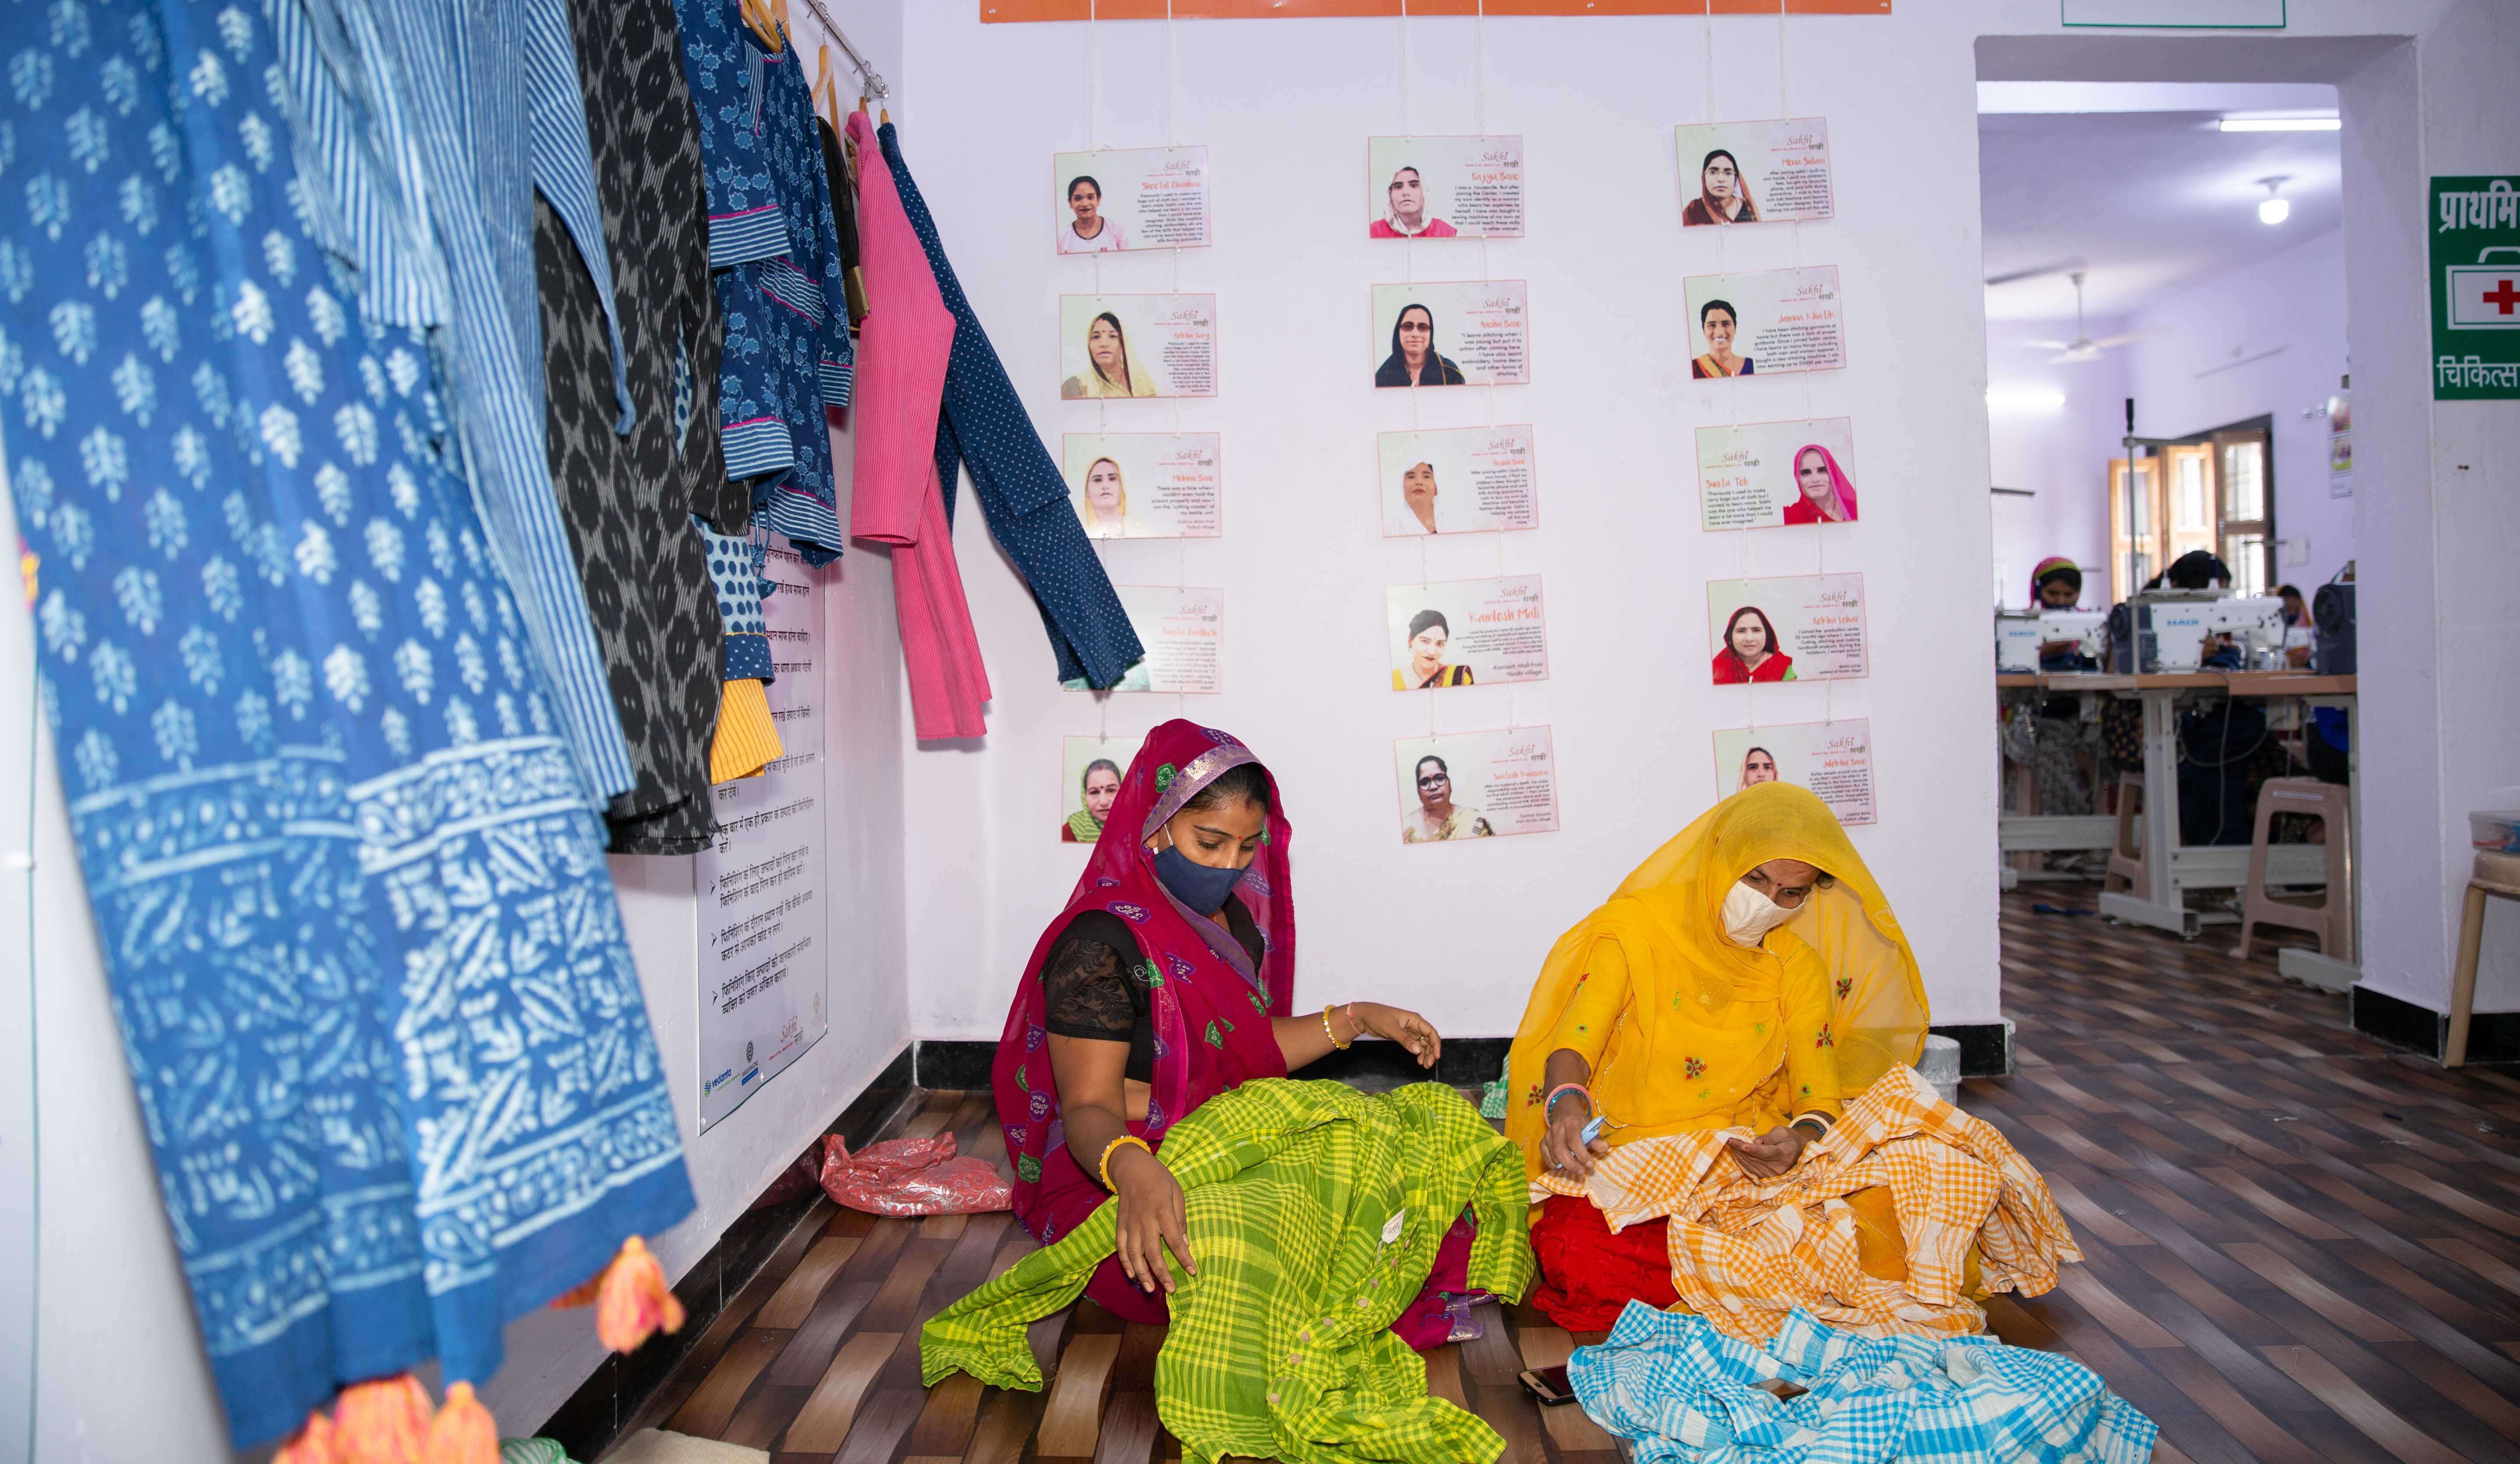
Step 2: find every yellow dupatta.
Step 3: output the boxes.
[1504,782,1929,1183]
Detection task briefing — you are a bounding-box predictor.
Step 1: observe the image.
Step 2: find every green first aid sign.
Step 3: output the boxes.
[2433,176,2520,399]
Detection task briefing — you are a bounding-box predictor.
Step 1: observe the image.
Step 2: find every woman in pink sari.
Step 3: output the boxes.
[1779,444,1858,525]
[995,720,1446,1324]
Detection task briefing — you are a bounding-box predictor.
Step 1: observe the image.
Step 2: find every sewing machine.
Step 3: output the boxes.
[2105,591,2284,672]
[1995,610,2107,672]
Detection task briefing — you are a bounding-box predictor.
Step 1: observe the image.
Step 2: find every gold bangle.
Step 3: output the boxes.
[1098,1135,1152,1191]
[1322,1003,1351,1051]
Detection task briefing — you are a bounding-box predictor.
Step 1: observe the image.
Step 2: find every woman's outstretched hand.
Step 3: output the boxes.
[1723,1124,1810,1179]
[1542,1102,1612,1178]
[1109,1145,1195,1294]
[1354,1004,1443,1067]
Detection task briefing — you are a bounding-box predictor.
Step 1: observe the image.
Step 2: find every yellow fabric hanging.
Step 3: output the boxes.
[709,679,783,783]
[1504,781,1930,1184]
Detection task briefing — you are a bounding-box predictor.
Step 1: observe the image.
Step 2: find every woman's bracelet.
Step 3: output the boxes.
[1099,1134,1153,1191]
[1544,1083,1592,1121]
[1321,1004,1351,1050]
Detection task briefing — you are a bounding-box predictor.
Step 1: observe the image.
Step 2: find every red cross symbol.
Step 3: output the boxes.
[2485,278,2520,315]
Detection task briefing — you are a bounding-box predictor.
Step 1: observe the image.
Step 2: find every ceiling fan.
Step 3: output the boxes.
[2017,271,2165,364]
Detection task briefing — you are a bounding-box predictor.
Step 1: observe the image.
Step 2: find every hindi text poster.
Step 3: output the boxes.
[1386,575,1549,690]
[1052,146,1211,253]
[1063,433,1222,538]
[1058,734,1145,844]
[1394,727,1558,844]
[1365,135,1524,239]
[1379,425,1537,535]
[1695,417,1858,530]
[1676,118,1833,226]
[1062,585,1224,693]
[1707,572,1868,684]
[1684,267,1844,379]
[1371,281,1530,387]
[1060,294,1217,399]
[1713,720,1876,825]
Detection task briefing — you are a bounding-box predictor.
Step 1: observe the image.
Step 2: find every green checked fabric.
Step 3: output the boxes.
[923,1079,1534,1464]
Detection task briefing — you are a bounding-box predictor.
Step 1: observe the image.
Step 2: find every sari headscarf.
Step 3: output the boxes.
[1785,444,1858,522]
[1504,782,1929,1182]
[1069,312,1160,397]
[996,720,1297,1245]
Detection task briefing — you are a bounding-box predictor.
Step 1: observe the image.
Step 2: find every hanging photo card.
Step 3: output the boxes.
[1695,417,1859,530]
[1060,294,1217,399]
[1675,118,1834,226]
[1713,720,1876,826]
[1365,135,1524,239]
[1706,573,1868,684]
[1684,267,1844,379]
[1393,726,1558,844]
[1051,146,1212,253]
[1061,585,1223,693]
[1386,575,1549,691]
[1371,281,1529,388]
[1378,425,1538,535]
[1063,433,1222,538]
[1058,734,1146,844]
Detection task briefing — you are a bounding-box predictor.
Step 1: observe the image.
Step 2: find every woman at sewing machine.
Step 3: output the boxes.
[2031,557,2097,672]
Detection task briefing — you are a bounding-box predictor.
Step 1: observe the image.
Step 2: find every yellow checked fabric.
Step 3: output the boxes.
[1531,1068,2080,1345]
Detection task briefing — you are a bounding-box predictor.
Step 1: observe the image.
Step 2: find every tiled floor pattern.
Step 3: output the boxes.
[617,882,2520,1463]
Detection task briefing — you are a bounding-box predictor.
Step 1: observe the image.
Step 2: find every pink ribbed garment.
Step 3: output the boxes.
[846,109,990,739]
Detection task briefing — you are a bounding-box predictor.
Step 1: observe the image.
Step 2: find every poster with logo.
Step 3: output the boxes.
[696,546,827,1131]
[2430,177,2520,399]
[1675,118,1833,226]
[1684,267,1844,378]
[1365,135,1524,239]
[1063,433,1222,538]
[1695,417,1858,529]
[1061,585,1222,693]
[1060,294,1217,399]
[1706,573,1867,684]
[1371,281,1529,387]
[1393,726,1558,844]
[1051,145,1211,253]
[1058,734,1144,844]
[1378,425,1537,535]
[1385,575,1548,691]
[1713,720,1876,826]
[2327,391,2352,497]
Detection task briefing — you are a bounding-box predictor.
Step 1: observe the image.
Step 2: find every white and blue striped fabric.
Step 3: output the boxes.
[283,0,638,800]
[1569,1302,2158,1464]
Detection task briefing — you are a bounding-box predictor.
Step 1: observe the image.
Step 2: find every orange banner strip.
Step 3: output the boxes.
[982,0,1887,20]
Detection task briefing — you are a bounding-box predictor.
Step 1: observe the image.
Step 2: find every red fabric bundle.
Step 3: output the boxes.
[818,1131,1012,1217]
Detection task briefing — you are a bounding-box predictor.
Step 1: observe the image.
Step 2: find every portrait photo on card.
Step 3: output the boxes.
[1365,135,1524,240]
[1060,294,1217,399]
[1706,573,1867,685]
[1052,146,1211,254]
[1371,281,1528,388]
[1684,266,1844,379]
[1060,585,1222,694]
[1059,735,1146,844]
[1696,418,1858,530]
[1386,576,1547,691]
[1675,119,1833,227]
[1063,433,1222,539]
[1379,425,1537,536]
[1393,726,1558,844]
[1713,720,1875,825]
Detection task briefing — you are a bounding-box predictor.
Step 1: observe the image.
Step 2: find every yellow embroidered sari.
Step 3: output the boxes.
[1504,782,1929,1184]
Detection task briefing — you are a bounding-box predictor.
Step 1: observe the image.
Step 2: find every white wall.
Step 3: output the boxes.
[1985,315,2127,607]
[2120,228,2352,592]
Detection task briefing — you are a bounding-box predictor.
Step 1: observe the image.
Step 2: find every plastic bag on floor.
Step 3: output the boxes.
[818,1131,1012,1216]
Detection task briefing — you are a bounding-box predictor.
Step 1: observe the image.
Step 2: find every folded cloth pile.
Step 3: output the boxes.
[920,1079,1533,1464]
[1533,1066,2079,1342]
[1572,1300,2157,1464]
[818,1132,1012,1216]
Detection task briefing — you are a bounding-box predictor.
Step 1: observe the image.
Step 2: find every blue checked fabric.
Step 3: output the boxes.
[1569,1302,2158,1464]
[280,0,640,801]
[0,0,693,1444]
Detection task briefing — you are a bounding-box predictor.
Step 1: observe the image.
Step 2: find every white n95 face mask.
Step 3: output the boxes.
[1722,880,1800,947]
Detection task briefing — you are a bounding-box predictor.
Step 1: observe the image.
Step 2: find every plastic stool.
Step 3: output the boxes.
[2237,778,2353,963]
[2446,850,2520,1068]
[2105,774,2146,894]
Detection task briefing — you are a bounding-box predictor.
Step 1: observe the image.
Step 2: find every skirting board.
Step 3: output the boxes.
[2351,984,2520,1064]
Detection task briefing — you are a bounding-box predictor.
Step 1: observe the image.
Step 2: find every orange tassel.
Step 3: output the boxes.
[420,1381,499,1464]
[593,1235,686,1354]
[272,1408,340,1464]
[333,1373,433,1464]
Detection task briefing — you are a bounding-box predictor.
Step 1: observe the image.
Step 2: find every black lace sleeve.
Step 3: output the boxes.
[1041,914,1147,1043]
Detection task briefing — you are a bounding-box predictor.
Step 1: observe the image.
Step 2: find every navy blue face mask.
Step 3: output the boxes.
[1151,841,1248,915]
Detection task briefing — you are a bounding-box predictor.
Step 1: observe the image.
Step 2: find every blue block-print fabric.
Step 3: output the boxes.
[876,123,1144,689]
[0,0,694,1445]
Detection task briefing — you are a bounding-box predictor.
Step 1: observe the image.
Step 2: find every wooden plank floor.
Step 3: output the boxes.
[617,883,2520,1463]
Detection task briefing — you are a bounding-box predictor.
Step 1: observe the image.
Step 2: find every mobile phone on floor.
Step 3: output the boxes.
[1519,1365,1577,1407]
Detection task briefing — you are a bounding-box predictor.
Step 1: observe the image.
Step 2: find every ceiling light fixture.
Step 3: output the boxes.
[2219,116,2340,132]
[1987,389,2067,410]
[2257,176,2292,225]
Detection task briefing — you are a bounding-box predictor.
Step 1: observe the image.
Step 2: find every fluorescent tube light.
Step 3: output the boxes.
[2219,116,2339,132]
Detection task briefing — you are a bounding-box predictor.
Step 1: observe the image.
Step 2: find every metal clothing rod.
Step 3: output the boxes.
[795,0,889,98]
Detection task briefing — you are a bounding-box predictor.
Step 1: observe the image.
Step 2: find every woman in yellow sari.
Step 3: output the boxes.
[1503,781,1931,1328]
